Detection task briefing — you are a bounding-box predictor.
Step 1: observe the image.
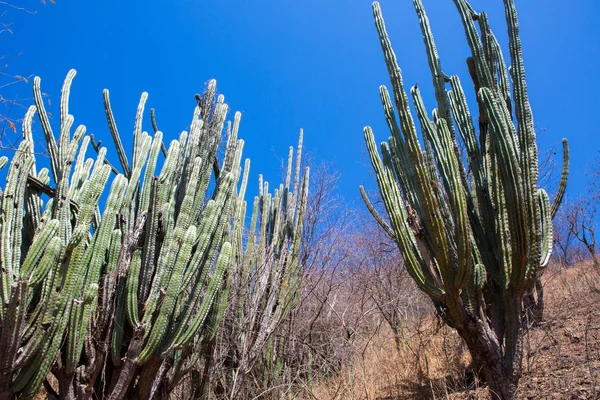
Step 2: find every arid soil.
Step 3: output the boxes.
[309,264,600,400]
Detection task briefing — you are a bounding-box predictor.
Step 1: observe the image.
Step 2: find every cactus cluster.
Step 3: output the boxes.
[0,70,309,400]
[361,0,568,398]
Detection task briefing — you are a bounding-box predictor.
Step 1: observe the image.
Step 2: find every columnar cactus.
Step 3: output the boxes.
[361,1,568,398]
[0,70,264,400]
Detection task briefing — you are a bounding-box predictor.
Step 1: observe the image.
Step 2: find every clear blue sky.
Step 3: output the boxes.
[3,0,600,204]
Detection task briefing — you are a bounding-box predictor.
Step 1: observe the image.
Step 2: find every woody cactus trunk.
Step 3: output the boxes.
[361,1,569,398]
[0,70,307,400]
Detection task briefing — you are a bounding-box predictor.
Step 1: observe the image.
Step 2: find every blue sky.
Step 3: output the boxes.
[2,0,599,205]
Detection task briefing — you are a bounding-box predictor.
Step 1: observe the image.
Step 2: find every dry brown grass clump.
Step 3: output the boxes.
[304,263,600,400]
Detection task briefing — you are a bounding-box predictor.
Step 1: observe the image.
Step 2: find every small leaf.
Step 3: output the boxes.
[8,120,16,133]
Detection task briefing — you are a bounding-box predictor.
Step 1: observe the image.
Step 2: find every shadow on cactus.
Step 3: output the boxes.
[360,1,569,399]
[0,69,309,400]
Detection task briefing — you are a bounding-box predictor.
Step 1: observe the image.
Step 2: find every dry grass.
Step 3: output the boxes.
[303,263,600,400]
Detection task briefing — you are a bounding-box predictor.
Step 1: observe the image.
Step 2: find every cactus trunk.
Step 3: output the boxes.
[361,0,569,397]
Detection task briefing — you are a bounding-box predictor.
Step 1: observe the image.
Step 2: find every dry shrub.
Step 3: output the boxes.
[301,263,600,400]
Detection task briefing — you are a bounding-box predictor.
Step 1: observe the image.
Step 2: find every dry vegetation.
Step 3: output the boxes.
[300,263,600,400]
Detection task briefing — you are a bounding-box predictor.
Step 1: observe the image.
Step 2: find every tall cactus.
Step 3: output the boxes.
[0,70,284,400]
[361,1,568,398]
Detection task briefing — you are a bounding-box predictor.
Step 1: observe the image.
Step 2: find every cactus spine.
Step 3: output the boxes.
[361,1,568,398]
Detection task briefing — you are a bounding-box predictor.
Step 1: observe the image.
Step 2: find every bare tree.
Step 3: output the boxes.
[566,198,599,268]
[563,158,600,268]
[0,1,53,150]
[349,209,428,354]
[552,198,586,268]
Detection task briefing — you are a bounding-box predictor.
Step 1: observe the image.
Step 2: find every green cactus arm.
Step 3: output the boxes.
[20,219,60,278]
[431,114,471,289]
[485,22,512,111]
[412,0,453,133]
[96,228,122,336]
[103,89,131,177]
[57,70,76,167]
[112,274,133,367]
[141,159,206,326]
[220,113,242,175]
[139,131,163,213]
[62,165,111,297]
[32,77,59,181]
[447,76,486,203]
[379,81,420,213]
[373,3,453,283]
[28,237,62,287]
[173,157,203,231]
[551,138,569,219]
[292,129,304,199]
[67,177,127,371]
[21,105,37,176]
[452,0,493,89]
[502,0,544,294]
[447,77,504,278]
[82,174,127,287]
[538,189,553,268]
[0,281,28,376]
[239,158,251,203]
[204,268,230,342]
[126,249,142,327]
[167,241,231,352]
[139,178,161,302]
[65,296,85,374]
[131,92,148,168]
[183,107,202,164]
[359,186,394,239]
[69,139,92,199]
[1,141,34,297]
[122,132,152,210]
[67,124,87,166]
[141,227,183,328]
[183,200,219,284]
[158,139,181,187]
[17,304,71,399]
[363,127,444,301]
[290,167,310,260]
[71,164,111,238]
[411,88,453,206]
[137,225,196,364]
[477,88,529,288]
[172,174,236,340]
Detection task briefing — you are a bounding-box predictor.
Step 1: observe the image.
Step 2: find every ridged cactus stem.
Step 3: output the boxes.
[362,2,568,398]
[0,67,305,400]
